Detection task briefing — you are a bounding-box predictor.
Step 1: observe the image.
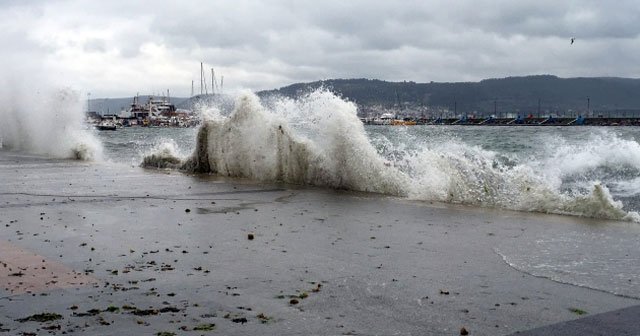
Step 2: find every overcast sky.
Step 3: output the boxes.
[1,0,639,98]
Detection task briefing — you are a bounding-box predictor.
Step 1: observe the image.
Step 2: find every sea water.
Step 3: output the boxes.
[93,90,639,222]
[98,118,640,219]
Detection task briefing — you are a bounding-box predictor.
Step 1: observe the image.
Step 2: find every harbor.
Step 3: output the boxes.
[87,94,199,129]
[87,63,224,130]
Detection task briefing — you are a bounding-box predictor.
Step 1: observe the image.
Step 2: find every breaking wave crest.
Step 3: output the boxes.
[179,91,408,194]
[144,89,640,222]
[404,138,639,221]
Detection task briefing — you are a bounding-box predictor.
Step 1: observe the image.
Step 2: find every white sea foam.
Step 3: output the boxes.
[140,140,186,169]
[532,131,640,189]
[0,80,103,161]
[145,89,640,222]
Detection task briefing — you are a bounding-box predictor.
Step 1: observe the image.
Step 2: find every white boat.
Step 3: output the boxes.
[128,95,176,120]
[95,120,117,131]
[371,112,396,125]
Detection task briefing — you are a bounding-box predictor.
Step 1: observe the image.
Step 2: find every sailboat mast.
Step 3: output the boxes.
[204,74,208,95]
[200,62,203,95]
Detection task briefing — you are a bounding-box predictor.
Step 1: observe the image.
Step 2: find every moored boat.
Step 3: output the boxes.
[95,121,117,131]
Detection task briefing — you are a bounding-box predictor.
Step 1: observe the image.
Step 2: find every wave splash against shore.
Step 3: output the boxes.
[142,90,639,222]
[0,84,102,161]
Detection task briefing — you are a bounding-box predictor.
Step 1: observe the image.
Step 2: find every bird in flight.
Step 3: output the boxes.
[570,37,575,45]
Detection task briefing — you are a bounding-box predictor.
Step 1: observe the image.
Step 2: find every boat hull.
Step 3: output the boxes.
[95,125,117,131]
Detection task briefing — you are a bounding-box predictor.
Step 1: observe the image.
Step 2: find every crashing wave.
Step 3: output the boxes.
[0,83,103,161]
[142,89,640,222]
[179,92,408,194]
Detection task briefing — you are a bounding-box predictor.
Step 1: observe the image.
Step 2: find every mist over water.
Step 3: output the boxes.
[0,79,102,160]
[136,89,640,222]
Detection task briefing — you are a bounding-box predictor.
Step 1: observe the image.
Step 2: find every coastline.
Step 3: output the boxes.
[1,150,639,335]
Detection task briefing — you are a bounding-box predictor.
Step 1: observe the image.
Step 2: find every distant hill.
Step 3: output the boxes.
[258,75,640,116]
[91,75,640,117]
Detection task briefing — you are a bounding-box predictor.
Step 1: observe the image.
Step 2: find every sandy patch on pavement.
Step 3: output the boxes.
[0,240,97,295]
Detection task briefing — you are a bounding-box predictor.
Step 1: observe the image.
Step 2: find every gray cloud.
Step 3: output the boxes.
[1,0,639,97]
[83,38,107,53]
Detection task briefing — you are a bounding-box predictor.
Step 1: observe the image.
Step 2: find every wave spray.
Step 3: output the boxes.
[0,79,102,161]
[143,89,639,222]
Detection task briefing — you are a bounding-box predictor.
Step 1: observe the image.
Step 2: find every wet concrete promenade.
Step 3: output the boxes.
[1,150,638,335]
